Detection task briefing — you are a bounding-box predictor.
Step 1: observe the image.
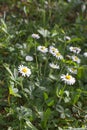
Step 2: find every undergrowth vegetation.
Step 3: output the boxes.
[0,0,87,130]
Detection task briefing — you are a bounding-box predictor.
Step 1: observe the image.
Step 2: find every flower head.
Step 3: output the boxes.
[69,46,81,54]
[54,52,63,60]
[32,33,40,39]
[68,67,77,74]
[49,63,59,69]
[83,52,87,57]
[37,46,48,53]
[61,73,75,85]
[18,65,31,77]
[49,46,58,56]
[71,55,80,64]
[25,55,33,61]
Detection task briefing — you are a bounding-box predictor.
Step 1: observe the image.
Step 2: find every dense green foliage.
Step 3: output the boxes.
[0,0,87,129]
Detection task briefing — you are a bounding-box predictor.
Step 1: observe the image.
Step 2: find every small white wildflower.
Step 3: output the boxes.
[83,52,87,57]
[67,0,71,2]
[69,46,81,54]
[64,36,71,41]
[54,52,63,60]
[71,55,81,64]
[37,46,48,53]
[25,55,33,61]
[81,4,86,12]
[18,65,31,77]
[32,33,40,39]
[61,73,76,85]
[49,63,59,69]
[68,67,77,74]
[49,46,59,56]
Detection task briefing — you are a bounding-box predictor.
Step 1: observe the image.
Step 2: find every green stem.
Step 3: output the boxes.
[44,59,48,76]
[58,84,66,103]
[56,63,66,85]
[8,93,10,106]
[35,41,38,70]
[20,120,22,130]
[20,78,23,91]
[44,54,50,76]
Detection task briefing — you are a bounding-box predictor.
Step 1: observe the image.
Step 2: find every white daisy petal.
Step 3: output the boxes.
[49,63,59,69]
[32,33,40,39]
[64,36,71,41]
[25,55,33,61]
[83,52,87,57]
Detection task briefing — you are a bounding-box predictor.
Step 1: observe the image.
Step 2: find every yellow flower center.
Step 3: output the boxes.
[75,56,78,60]
[52,48,56,52]
[56,52,60,56]
[41,47,45,50]
[71,68,76,71]
[73,47,76,50]
[22,68,28,73]
[65,75,71,80]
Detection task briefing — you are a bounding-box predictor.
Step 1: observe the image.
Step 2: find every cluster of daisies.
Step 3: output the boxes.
[68,46,81,64]
[36,45,80,85]
[18,33,87,86]
[37,45,63,59]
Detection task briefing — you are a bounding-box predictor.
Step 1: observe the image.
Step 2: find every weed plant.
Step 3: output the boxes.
[0,0,87,130]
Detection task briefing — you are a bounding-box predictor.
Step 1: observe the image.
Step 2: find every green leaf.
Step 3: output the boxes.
[56,105,64,113]
[3,63,14,78]
[1,19,7,29]
[44,92,48,100]
[41,108,51,128]
[46,98,54,107]
[9,85,21,98]
[72,90,81,105]
[38,28,50,38]
[26,120,38,130]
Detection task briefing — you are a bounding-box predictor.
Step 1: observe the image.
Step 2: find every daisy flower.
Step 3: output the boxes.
[54,52,63,60]
[68,67,77,74]
[49,63,59,69]
[61,73,76,85]
[83,52,87,57]
[71,55,80,64]
[49,46,59,56]
[32,33,40,39]
[18,65,31,77]
[25,55,33,61]
[37,46,48,53]
[69,46,81,54]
